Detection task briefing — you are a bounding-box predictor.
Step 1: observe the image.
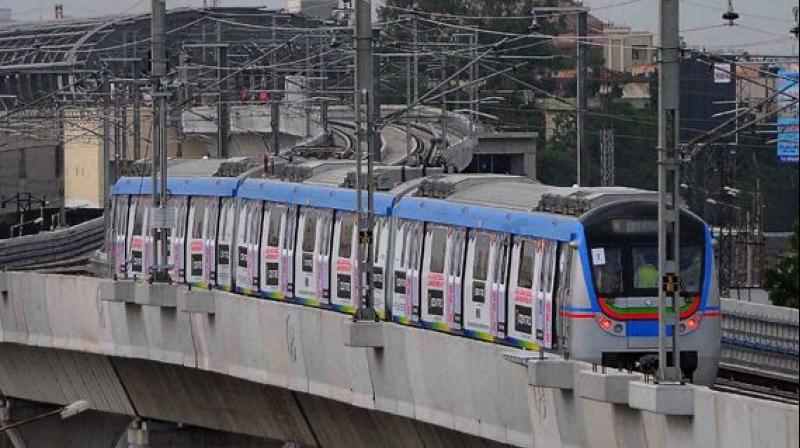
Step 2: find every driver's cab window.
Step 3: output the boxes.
[631,246,658,290]
[592,247,623,296]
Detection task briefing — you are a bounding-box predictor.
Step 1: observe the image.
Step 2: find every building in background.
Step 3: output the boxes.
[287,0,337,19]
[601,26,655,73]
[287,0,382,21]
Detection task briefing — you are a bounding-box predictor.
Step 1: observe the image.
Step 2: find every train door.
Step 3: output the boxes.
[293,207,333,307]
[112,195,130,279]
[168,197,188,283]
[449,227,467,330]
[260,203,294,299]
[421,225,464,332]
[216,198,237,290]
[331,211,359,313]
[235,199,263,295]
[507,238,537,349]
[554,243,573,353]
[391,219,424,324]
[260,202,281,298]
[463,231,507,341]
[536,240,558,349]
[373,218,391,319]
[494,234,511,339]
[127,196,151,281]
[186,197,218,289]
[283,205,297,298]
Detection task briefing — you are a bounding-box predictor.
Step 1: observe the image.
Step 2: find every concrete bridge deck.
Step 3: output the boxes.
[0,272,797,447]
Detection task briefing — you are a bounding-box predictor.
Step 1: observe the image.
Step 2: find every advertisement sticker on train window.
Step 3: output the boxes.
[591,248,606,266]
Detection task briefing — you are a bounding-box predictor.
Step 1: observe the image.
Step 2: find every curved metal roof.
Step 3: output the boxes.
[0,7,327,107]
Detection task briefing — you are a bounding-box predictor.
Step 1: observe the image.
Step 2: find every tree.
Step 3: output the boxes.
[764,222,799,309]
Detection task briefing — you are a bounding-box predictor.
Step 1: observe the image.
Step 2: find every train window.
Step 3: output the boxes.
[191,199,205,239]
[373,220,382,260]
[220,200,235,239]
[285,206,297,251]
[680,246,703,294]
[302,209,317,253]
[497,235,509,284]
[518,240,535,289]
[541,242,556,293]
[592,247,623,295]
[339,216,354,259]
[410,223,422,270]
[473,233,490,281]
[451,229,465,277]
[631,245,659,290]
[114,197,128,237]
[267,205,282,247]
[429,227,447,273]
[132,198,147,235]
[397,222,407,266]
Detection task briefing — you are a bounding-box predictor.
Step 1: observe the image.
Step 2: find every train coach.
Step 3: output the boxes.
[110,160,720,384]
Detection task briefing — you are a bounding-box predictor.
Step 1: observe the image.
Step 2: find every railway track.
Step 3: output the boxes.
[714,364,799,404]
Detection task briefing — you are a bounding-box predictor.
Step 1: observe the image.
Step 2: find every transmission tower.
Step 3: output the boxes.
[600,127,615,186]
[599,72,615,186]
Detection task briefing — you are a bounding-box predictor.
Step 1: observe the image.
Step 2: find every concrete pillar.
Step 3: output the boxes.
[126,419,149,448]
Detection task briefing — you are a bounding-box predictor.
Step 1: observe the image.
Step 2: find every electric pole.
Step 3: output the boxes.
[270,14,281,156]
[102,71,112,259]
[150,0,171,283]
[354,0,376,321]
[217,23,230,158]
[56,104,66,228]
[657,0,682,382]
[576,8,588,186]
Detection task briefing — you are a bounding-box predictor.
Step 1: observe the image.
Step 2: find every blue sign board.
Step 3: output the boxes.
[776,70,799,164]
[777,117,799,163]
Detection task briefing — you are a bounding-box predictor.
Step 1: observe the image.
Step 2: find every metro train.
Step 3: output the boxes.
[111,161,720,384]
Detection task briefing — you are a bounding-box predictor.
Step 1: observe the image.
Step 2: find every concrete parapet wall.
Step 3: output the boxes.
[720,298,799,378]
[0,272,797,448]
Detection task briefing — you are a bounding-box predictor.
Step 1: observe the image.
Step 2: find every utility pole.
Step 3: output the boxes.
[440,54,448,146]
[102,71,113,259]
[405,50,412,174]
[270,14,281,156]
[576,8,588,186]
[372,28,382,162]
[132,61,142,160]
[150,0,171,283]
[411,2,419,104]
[657,0,682,382]
[217,23,230,158]
[354,0,376,321]
[56,104,66,228]
[121,82,128,161]
[471,29,479,128]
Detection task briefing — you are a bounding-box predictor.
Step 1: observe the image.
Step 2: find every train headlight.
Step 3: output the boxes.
[679,313,703,335]
[596,314,625,336]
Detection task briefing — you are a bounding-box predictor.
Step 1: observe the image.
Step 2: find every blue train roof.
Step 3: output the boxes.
[238,179,395,214]
[112,177,239,197]
[393,197,582,242]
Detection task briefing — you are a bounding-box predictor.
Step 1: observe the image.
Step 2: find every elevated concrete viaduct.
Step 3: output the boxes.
[0,272,797,447]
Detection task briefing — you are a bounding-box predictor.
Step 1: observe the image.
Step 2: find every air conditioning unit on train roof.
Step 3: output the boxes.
[215,157,259,177]
[537,192,592,216]
[416,177,456,199]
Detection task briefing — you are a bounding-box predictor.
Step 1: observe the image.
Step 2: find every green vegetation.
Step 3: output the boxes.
[764,222,799,309]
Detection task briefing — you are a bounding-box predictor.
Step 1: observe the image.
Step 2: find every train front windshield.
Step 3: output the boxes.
[582,202,707,318]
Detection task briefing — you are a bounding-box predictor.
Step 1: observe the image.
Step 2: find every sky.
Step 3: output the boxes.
[2,0,798,56]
